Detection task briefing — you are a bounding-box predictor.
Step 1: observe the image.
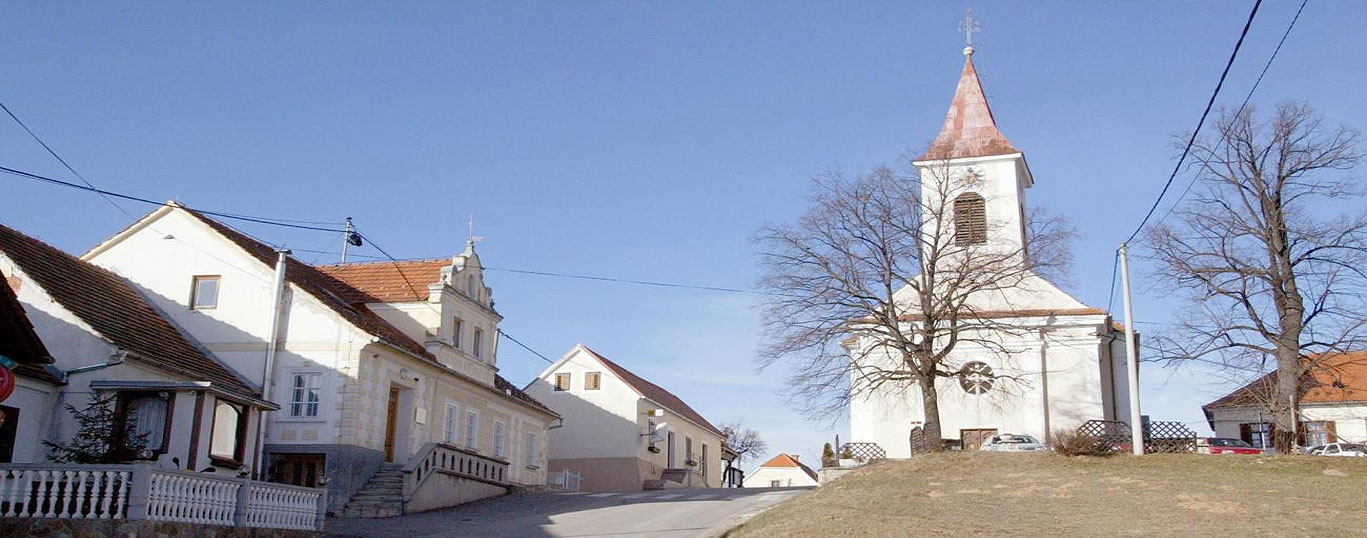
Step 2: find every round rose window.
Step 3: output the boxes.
[959,361,994,395]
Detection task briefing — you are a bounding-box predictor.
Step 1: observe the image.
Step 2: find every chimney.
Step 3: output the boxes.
[790,454,799,461]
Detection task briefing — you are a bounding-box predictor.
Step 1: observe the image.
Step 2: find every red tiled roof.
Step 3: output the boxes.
[0,224,255,397]
[580,346,724,437]
[919,55,1021,161]
[1204,352,1367,409]
[758,453,818,481]
[314,259,449,303]
[1,270,63,385]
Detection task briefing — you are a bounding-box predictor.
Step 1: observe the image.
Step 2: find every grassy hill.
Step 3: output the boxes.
[725,452,1367,537]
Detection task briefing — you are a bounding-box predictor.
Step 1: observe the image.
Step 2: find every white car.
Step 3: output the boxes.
[980,434,1047,452]
[1307,443,1367,457]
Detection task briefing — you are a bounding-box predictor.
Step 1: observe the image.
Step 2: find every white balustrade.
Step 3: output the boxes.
[0,464,324,531]
[402,442,511,501]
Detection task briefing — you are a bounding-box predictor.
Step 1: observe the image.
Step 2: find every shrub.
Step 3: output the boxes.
[821,443,836,467]
[1051,428,1111,456]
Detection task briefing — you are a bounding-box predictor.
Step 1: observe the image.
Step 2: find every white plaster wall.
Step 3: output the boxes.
[526,347,640,460]
[5,378,58,462]
[635,398,725,487]
[914,154,1032,266]
[1211,404,1367,445]
[743,466,818,488]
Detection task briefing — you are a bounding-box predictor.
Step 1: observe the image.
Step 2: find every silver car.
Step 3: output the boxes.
[1307,443,1367,457]
[980,433,1047,452]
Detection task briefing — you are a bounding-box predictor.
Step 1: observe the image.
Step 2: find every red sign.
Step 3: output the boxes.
[0,366,13,403]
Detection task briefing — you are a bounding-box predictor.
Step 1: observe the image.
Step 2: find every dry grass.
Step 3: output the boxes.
[725,452,1367,538]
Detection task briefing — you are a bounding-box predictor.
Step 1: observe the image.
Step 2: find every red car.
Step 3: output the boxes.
[1198,437,1263,454]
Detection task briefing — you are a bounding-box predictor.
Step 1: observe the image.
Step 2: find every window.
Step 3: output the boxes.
[472,328,484,359]
[1240,422,1272,449]
[1301,421,1336,446]
[117,391,172,453]
[524,432,539,468]
[584,372,601,390]
[209,400,246,464]
[953,192,987,245]
[493,421,507,457]
[464,410,479,450]
[685,436,694,464]
[191,276,220,309]
[288,373,321,418]
[770,480,782,487]
[554,373,571,391]
[443,403,461,444]
[452,317,464,349]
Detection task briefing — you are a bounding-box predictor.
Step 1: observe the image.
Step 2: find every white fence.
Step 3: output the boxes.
[547,470,581,492]
[0,463,325,531]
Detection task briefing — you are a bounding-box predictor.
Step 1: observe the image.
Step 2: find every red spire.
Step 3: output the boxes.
[919,54,1019,161]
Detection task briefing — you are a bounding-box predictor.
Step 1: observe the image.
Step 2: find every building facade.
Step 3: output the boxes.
[742,453,818,488]
[1204,353,1367,449]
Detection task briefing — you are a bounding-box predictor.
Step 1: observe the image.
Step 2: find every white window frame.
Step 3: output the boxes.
[452,317,464,349]
[443,402,461,444]
[524,432,539,469]
[464,410,480,450]
[190,275,220,310]
[472,328,484,359]
[492,420,507,457]
[285,372,323,419]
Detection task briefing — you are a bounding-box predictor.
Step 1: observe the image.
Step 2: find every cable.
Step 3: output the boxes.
[351,231,436,304]
[498,329,555,364]
[1156,0,1307,224]
[480,266,768,296]
[1105,251,1119,314]
[0,99,135,219]
[0,164,346,233]
[1122,0,1262,245]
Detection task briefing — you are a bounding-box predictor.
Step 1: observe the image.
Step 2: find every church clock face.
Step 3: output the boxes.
[959,361,994,395]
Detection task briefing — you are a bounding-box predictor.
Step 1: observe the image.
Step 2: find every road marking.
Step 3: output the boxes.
[688,494,716,500]
[587,492,620,498]
[655,493,683,500]
[621,493,651,499]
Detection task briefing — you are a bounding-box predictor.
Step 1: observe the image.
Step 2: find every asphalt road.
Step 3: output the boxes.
[325,487,810,538]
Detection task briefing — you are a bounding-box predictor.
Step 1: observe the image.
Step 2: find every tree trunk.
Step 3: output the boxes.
[1272,345,1300,454]
[919,376,945,452]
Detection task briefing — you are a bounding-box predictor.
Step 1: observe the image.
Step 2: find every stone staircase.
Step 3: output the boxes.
[643,468,690,490]
[341,463,405,518]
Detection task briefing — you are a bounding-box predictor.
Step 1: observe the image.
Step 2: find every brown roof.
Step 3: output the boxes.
[758,453,818,481]
[314,259,448,303]
[0,270,63,385]
[1204,352,1367,410]
[919,54,1021,161]
[580,345,724,437]
[495,375,557,416]
[0,224,256,397]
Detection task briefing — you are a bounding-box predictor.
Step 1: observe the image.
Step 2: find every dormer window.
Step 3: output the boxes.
[953,193,987,245]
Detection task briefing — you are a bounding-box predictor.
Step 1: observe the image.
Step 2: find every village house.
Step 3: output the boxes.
[0,223,274,469]
[847,45,1133,457]
[525,344,731,492]
[81,203,559,515]
[741,453,818,488]
[1203,352,1367,449]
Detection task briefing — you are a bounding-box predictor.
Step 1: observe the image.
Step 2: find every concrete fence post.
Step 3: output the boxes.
[125,464,152,521]
[232,477,252,527]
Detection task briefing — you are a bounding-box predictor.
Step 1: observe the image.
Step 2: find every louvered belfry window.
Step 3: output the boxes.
[953,192,987,245]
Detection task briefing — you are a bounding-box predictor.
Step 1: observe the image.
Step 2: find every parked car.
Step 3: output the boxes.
[980,434,1047,452]
[1196,437,1262,455]
[1306,443,1367,457]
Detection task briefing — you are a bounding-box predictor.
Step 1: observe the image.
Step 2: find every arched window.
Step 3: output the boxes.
[953,192,987,245]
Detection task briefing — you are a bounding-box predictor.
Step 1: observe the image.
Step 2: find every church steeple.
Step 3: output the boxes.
[920,52,1020,161]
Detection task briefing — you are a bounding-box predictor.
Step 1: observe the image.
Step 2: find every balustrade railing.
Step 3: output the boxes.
[0,464,325,531]
[403,442,510,501]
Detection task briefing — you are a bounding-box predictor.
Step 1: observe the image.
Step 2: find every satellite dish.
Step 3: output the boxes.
[650,422,668,443]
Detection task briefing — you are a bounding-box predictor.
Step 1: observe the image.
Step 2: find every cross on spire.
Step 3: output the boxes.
[959,7,980,56]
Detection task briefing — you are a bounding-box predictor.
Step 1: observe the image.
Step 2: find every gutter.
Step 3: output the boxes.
[253,249,290,479]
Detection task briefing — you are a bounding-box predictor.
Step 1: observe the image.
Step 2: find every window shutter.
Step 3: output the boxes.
[1326,421,1337,443]
[953,193,987,245]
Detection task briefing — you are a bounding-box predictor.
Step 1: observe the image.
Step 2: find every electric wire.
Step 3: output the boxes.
[0,99,135,218]
[1121,0,1262,246]
[498,329,556,365]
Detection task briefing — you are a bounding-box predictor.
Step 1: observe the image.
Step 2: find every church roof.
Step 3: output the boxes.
[919,54,1021,161]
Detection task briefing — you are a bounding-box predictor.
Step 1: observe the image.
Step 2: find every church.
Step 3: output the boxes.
[847,40,1135,457]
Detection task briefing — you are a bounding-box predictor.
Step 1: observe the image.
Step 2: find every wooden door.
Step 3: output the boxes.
[667,431,676,468]
[960,429,997,451]
[384,387,400,462]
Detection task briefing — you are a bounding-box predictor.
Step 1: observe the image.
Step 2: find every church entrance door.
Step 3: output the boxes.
[960,429,997,451]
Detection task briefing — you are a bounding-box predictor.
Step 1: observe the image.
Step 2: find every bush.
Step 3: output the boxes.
[1051,428,1111,456]
[821,443,836,467]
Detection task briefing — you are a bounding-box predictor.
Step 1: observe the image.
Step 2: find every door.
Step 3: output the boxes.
[666,431,676,468]
[960,429,997,451]
[384,387,400,462]
[273,453,325,487]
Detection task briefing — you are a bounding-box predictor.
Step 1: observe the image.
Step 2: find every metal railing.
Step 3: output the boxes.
[547,470,581,492]
[0,463,325,531]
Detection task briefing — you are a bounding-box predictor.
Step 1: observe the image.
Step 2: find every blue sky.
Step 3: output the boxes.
[3,1,1364,466]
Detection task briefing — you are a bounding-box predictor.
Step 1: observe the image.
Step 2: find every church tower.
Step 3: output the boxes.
[911,43,1035,263]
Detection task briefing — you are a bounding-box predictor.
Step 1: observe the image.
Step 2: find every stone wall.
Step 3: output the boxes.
[0,518,322,538]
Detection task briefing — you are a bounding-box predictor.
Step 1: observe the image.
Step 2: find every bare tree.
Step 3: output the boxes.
[720,422,768,464]
[1147,103,1366,453]
[755,159,1075,451]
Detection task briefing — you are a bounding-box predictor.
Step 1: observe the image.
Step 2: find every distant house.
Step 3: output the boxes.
[525,344,730,491]
[742,453,818,488]
[0,223,274,469]
[1203,352,1367,449]
[82,203,558,515]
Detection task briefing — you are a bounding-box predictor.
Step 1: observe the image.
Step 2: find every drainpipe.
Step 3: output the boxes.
[1038,329,1050,445]
[63,351,128,377]
[252,249,290,479]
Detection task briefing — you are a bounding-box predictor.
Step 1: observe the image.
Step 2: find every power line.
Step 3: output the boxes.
[0,163,346,233]
[1156,0,1307,224]
[1105,251,1119,314]
[0,99,134,218]
[498,329,555,364]
[1122,0,1263,245]
[352,231,430,302]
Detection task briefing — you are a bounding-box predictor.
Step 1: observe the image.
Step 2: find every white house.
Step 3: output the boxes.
[847,45,1133,457]
[0,223,274,469]
[525,344,730,492]
[1204,352,1367,449]
[742,453,818,488]
[81,203,559,515]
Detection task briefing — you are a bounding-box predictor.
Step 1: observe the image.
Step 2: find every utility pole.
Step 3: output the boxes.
[1119,243,1144,455]
[340,217,355,263]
